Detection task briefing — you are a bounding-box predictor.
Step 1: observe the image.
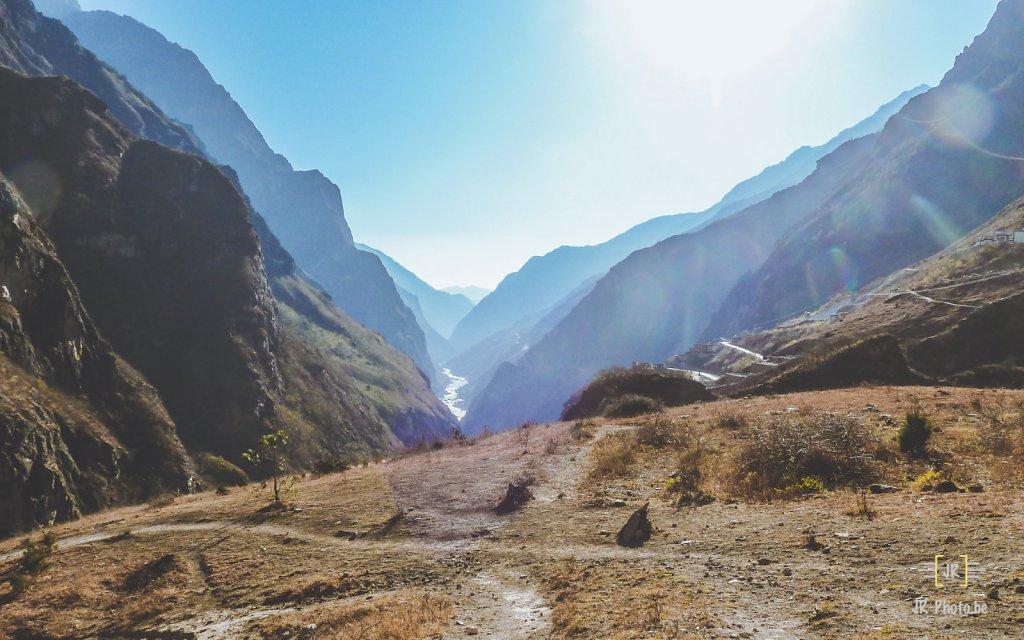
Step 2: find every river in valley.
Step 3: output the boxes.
[441,368,468,420]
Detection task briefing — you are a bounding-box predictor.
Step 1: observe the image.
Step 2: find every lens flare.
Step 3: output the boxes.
[909,193,962,246]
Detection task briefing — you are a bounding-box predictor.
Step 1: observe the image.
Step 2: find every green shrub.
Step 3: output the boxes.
[197,452,249,487]
[898,403,932,458]
[792,476,827,495]
[601,394,663,419]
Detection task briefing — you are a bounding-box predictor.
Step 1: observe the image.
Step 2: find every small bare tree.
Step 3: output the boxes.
[243,429,289,503]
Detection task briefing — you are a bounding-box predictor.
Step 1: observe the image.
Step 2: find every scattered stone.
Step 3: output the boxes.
[869,483,898,494]
[803,532,826,552]
[943,535,957,544]
[494,482,534,515]
[934,480,959,494]
[987,588,1000,600]
[782,567,793,576]
[616,502,653,548]
[757,558,773,565]
[466,626,480,635]
[968,483,985,493]
[334,530,360,540]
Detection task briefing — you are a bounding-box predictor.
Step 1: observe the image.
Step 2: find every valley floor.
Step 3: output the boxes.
[2,386,1024,639]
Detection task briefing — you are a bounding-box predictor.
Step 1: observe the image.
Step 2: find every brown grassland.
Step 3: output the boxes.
[2,386,1024,639]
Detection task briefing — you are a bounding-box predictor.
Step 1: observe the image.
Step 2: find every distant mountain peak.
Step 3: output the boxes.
[31,0,79,18]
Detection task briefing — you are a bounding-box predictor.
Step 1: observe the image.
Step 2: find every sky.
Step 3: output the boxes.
[77,0,1000,289]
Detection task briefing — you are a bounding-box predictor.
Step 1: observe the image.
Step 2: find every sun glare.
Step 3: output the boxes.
[586,0,825,95]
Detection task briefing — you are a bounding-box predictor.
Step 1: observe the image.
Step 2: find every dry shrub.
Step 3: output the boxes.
[569,420,597,442]
[586,433,637,481]
[515,421,537,452]
[715,412,749,431]
[250,590,451,640]
[729,412,879,499]
[897,401,932,458]
[635,414,675,448]
[601,394,663,419]
[972,398,1024,456]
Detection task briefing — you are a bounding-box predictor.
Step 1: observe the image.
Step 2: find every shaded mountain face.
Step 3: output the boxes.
[463,134,879,430]
[0,0,455,531]
[0,169,195,536]
[357,243,473,340]
[448,87,926,354]
[61,8,436,383]
[0,68,453,530]
[711,0,1024,337]
[1,0,198,154]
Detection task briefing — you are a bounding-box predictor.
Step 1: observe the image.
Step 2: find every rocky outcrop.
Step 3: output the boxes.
[561,366,713,421]
[0,60,452,531]
[0,173,195,536]
[616,503,653,548]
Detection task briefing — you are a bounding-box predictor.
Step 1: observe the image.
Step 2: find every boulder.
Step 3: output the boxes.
[616,502,653,548]
[494,482,534,515]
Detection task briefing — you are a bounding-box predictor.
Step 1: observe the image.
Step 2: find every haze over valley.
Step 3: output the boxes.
[3,1,1024,638]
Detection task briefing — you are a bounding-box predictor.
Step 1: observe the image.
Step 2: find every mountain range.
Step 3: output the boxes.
[0,0,453,534]
[449,85,927,356]
[462,0,1024,430]
[57,4,438,386]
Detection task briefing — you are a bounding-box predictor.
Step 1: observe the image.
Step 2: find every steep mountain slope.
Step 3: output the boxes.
[0,174,195,535]
[726,194,1024,395]
[0,66,453,489]
[449,87,926,353]
[463,134,880,430]
[711,0,1024,336]
[447,275,598,415]
[0,0,455,530]
[357,243,474,339]
[61,7,435,382]
[1,0,198,153]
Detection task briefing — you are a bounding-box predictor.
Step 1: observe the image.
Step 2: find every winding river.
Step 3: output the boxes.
[441,367,469,420]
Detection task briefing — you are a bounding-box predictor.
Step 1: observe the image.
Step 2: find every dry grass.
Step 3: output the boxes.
[536,559,713,639]
[569,420,597,442]
[586,432,638,482]
[248,590,452,640]
[727,411,882,499]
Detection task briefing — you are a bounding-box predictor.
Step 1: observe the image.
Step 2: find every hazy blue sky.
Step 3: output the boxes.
[79,0,999,289]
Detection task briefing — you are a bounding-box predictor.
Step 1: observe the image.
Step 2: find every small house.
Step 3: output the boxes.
[1015,230,1024,244]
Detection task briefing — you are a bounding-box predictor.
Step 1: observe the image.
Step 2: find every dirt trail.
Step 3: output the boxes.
[1,421,620,639]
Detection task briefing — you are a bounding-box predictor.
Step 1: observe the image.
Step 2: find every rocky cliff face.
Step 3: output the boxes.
[0,172,195,536]
[0,0,455,532]
[62,8,436,384]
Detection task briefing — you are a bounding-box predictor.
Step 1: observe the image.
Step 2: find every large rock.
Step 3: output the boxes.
[493,482,534,515]
[616,502,653,548]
